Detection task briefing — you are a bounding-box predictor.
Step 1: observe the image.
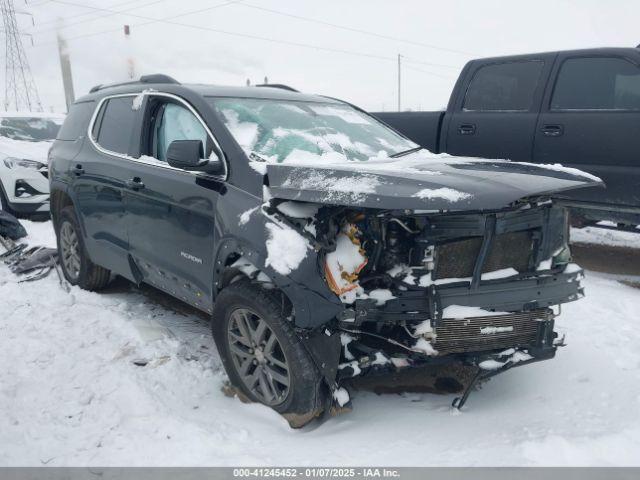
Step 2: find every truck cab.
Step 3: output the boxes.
[375,47,640,227]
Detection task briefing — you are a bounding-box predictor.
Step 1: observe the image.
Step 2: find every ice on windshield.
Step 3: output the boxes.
[0,117,61,142]
[209,98,416,165]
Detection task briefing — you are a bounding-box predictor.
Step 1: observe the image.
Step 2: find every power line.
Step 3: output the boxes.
[238,2,476,57]
[31,0,166,35]
[36,0,462,73]
[27,0,158,30]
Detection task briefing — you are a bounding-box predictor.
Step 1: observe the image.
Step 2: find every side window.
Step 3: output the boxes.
[463,61,544,111]
[93,96,137,155]
[153,102,209,162]
[57,101,94,141]
[551,57,640,110]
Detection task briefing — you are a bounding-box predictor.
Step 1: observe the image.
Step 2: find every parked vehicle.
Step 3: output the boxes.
[0,112,65,216]
[49,75,599,427]
[373,47,640,227]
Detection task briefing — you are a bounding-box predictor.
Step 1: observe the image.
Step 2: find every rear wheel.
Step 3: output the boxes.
[212,280,326,427]
[56,206,111,290]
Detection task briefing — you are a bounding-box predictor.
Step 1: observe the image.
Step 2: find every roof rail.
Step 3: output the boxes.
[89,74,180,94]
[255,83,299,92]
[139,74,179,84]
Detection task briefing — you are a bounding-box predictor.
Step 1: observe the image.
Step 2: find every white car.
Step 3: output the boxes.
[0,111,65,217]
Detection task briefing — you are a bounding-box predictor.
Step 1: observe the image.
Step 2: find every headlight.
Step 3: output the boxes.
[3,157,46,170]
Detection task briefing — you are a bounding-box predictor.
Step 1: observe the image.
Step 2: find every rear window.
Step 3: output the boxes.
[93,96,137,155]
[551,57,640,110]
[57,101,93,141]
[463,61,544,112]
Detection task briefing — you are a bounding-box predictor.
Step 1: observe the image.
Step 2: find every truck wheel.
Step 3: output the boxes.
[212,280,326,428]
[56,206,111,290]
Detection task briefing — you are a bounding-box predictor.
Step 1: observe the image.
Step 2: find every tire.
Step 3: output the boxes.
[56,206,111,290]
[212,280,326,428]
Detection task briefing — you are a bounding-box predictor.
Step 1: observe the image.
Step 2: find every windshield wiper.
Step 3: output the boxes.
[249,151,268,162]
[390,146,422,158]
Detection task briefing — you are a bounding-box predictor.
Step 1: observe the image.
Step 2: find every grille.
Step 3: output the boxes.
[432,309,552,355]
[433,231,534,280]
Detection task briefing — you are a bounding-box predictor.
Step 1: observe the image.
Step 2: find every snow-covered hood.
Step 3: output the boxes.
[265,153,604,211]
[0,137,53,163]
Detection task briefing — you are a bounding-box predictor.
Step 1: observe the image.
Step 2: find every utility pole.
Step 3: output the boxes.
[397,53,402,112]
[124,25,135,79]
[56,31,75,111]
[1,0,42,111]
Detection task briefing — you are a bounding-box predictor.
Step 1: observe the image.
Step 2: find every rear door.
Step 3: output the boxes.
[444,56,553,161]
[124,93,223,312]
[71,94,139,281]
[533,53,640,208]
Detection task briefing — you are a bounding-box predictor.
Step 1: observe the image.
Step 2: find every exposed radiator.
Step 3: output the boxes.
[433,231,535,280]
[432,309,553,355]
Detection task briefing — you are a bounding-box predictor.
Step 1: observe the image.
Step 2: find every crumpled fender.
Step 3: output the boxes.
[213,188,343,329]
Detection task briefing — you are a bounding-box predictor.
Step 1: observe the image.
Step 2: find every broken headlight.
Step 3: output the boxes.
[3,157,46,170]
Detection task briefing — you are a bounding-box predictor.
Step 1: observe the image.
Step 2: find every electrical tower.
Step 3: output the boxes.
[1,0,41,111]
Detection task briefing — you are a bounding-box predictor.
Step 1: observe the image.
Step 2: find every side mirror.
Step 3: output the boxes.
[166,139,224,175]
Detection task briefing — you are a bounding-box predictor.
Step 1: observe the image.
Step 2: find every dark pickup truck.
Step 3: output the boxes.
[374,47,640,227]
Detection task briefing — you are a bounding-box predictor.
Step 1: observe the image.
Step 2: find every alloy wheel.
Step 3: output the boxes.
[59,221,81,280]
[227,308,291,406]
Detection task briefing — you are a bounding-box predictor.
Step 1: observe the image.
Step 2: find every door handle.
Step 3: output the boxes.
[72,164,84,176]
[125,177,145,190]
[458,123,476,135]
[541,124,564,137]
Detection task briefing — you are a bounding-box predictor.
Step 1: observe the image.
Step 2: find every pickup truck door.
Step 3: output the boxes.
[443,56,554,161]
[123,93,223,313]
[533,53,640,210]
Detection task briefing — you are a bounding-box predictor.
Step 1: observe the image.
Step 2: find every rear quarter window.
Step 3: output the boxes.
[56,101,94,141]
[93,96,137,155]
[463,60,544,112]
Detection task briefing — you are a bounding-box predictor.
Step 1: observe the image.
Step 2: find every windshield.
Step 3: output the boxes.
[208,97,417,164]
[0,116,62,142]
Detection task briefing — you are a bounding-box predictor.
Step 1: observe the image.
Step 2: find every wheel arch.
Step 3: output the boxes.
[50,188,75,227]
[212,236,342,329]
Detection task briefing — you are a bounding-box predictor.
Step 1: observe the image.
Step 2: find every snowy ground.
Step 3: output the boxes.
[571,221,640,248]
[1,220,640,466]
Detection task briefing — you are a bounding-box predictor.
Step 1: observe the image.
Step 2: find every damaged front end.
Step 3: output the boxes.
[266,197,582,409]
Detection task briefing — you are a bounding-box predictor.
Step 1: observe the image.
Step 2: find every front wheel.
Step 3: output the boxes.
[55,206,111,290]
[212,280,326,427]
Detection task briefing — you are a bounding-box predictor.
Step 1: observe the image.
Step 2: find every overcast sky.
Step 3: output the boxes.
[4,0,640,113]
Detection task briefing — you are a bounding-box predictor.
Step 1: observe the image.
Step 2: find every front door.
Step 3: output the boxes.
[124,94,222,312]
[533,54,640,209]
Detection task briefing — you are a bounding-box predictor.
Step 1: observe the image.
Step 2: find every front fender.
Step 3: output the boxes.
[212,236,343,329]
[213,186,343,328]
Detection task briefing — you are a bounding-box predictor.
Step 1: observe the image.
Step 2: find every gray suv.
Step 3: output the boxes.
[49,74,598,427]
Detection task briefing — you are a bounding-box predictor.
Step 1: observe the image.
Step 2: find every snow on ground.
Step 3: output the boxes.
[571,222,640,249]
[1,221,640,466]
